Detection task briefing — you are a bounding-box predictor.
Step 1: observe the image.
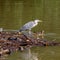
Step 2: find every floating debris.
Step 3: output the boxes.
[0,31,60,57]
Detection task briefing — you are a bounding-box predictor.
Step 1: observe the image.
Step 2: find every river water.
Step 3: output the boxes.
[0,0,60,60]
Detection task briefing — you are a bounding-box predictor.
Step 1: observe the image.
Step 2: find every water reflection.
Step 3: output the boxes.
[45,32,60,41]
[21,49,38,60]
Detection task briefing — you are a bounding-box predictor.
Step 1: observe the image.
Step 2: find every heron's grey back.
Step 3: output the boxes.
[20,21,35,31]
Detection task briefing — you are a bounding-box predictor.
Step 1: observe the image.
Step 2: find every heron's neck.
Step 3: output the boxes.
[34,21,38,25]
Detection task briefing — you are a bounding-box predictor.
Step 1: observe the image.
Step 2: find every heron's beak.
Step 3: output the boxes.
[39,20,43,22]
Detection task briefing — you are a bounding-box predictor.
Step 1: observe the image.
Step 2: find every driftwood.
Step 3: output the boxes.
[0,31,60,57]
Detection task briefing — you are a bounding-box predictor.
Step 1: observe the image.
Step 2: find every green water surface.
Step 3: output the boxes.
[0,0,60,60]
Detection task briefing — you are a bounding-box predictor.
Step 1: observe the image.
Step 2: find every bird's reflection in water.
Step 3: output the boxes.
[21,49,38,60]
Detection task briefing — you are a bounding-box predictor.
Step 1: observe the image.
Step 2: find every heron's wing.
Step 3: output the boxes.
[20,21,35,31]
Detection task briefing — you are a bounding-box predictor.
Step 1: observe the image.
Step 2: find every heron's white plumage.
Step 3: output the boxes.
[33,20,40,27]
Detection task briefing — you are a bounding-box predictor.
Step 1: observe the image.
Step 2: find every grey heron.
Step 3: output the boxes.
[19,19,42,34]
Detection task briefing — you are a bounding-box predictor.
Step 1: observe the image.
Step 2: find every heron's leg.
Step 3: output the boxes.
[29,29,31,34]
